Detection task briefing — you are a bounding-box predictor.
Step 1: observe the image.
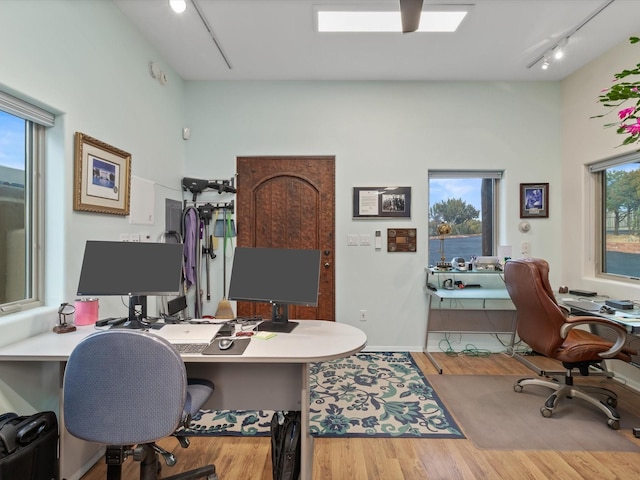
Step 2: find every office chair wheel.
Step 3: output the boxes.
[607,419,620,430]
[513,383,523,393]
[606,397,618,408]
[540,406,553,418]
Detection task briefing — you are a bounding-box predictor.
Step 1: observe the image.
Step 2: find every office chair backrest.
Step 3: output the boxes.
[63,329,187,446]
[504,258,566,357]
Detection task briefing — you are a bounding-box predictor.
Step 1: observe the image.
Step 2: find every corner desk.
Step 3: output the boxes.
[0,320,367,480]
[424,267,516,373]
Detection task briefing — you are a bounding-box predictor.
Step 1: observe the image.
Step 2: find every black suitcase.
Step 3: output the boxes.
[0,411,58,480]
[270,410,301,480]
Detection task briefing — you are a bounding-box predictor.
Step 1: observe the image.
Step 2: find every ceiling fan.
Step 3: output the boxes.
[400,0,423,33]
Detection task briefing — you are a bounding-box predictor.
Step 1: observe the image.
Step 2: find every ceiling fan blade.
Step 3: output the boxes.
[400,0,423,33]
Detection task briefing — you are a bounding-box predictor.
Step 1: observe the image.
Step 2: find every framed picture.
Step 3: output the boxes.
[74,132,131,215]
[353,186,411,219]
[520,183,549,218]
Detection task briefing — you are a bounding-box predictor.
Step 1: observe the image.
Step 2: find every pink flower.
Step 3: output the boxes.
[624,118,640,135]
[618,107,635,119]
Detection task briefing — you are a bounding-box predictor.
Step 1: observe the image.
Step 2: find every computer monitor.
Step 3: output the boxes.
[228,247,321,333]
[77,240,183,328]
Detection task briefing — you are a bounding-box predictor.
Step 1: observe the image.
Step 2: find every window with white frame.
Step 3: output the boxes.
[590,152,640,279]
[0,91,53,314]
[428,170,502,267]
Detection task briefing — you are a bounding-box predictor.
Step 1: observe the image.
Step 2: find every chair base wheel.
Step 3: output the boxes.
[540,406,553,418]
[608,419,620,430]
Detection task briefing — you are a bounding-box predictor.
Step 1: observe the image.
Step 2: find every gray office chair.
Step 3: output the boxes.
[63,329,218,480]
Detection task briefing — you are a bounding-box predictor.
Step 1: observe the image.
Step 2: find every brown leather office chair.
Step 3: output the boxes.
[504,258,636,430]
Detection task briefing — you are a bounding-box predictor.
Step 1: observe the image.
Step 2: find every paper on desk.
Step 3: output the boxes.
[254,331,277,340]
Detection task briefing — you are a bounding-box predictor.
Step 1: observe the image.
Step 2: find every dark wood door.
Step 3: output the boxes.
[236,156,335,321]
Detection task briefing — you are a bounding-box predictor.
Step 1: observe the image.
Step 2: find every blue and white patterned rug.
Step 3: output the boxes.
[184,352,463,438]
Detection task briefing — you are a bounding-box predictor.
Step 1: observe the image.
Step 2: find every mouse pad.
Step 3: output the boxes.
[202,338,250,355]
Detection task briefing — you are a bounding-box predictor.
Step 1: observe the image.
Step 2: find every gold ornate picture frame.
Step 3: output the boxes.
[73,132,131,215]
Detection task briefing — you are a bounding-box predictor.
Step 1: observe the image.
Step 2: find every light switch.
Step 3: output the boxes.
[360,234,371,246]
[348,234,359,246]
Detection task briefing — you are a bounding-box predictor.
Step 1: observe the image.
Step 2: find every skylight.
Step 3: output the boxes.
[317,10,468,33]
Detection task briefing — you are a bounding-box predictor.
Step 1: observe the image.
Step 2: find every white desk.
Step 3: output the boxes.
[424,268,516,373]
[0,320,367,480]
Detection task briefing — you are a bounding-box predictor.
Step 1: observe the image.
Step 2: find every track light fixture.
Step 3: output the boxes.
[527,0,615,71]
[541,57,550,70]
[553,37,568,60]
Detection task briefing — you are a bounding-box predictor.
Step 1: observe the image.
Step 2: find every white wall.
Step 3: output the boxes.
[184,80,564,350]
[561,34,640,388]
[0,0,187,421]
[562,34,640,298]
[0,0,188,338]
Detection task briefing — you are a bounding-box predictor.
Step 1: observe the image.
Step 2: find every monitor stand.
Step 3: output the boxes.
[121,295,147,329]
[256,303,298,333]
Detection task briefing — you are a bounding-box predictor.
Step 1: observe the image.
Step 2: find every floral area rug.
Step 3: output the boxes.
[184,352,463,438]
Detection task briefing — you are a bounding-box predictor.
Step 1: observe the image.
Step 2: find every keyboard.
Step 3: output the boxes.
[172,343,209,354]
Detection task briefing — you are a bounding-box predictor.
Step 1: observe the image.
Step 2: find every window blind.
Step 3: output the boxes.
[0,91,54,127]
[588,151,640,173]
[428,170,503,179]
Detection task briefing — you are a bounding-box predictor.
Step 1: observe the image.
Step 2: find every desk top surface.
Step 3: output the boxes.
[557,296,640,334]
[0,320,367,364]
[425,287,512,300]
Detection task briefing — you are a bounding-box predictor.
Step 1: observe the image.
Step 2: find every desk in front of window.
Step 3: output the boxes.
[558,296,640,335]
[424,268,516,374]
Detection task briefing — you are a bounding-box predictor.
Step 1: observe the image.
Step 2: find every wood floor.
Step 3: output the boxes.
[79,352,640,480]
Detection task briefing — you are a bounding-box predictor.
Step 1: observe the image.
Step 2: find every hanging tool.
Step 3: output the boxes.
[197,203,215,301]
[215,207,235,319]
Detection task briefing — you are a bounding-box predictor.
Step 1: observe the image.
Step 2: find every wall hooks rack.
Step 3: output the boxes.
[182,176,236,202]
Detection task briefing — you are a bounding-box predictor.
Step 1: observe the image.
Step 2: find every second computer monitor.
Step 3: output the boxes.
[228,247,321,332]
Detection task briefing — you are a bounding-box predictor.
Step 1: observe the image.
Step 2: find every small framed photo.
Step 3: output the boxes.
[353,186,411,219]
[520,183,548,218]
[74,132,131,215]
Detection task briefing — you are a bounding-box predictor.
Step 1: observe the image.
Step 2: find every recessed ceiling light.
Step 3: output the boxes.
[169,0,187,14]
[317,10,468,33]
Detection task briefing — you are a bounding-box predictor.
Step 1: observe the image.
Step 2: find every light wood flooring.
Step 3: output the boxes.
[79,352,640,480]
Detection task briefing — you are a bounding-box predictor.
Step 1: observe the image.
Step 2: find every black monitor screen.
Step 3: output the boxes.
[228,247,321,306]
[77,241,183,296]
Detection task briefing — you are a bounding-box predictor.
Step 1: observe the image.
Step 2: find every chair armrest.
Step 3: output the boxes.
[560,316,628,359]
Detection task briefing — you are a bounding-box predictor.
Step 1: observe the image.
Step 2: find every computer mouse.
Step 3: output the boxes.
[218,338,234,350]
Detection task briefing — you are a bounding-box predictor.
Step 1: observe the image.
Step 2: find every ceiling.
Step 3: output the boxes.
[114,0,640,82]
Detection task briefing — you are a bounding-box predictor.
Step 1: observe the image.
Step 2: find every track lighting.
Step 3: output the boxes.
[169,0,187,14]
[527,0,615,71]
[553,37,568,60]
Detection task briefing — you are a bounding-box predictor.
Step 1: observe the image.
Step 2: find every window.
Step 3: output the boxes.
[428,170,502,268]
[590,152,640,279]
[0,91,53,314]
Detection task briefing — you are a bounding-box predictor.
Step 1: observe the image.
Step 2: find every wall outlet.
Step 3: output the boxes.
[130,233,141,243]
[360,309,367,321]
[120,234,130,242]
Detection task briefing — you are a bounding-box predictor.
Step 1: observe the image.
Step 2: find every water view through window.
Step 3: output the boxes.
[428,174,497,267]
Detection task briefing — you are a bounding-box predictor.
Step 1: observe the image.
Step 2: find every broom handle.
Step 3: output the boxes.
[222,208,228,298]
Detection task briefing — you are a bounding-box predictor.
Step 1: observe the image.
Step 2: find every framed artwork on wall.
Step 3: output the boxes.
[352,186,411,219]
[73,132,131,215]
[519,183,548,218]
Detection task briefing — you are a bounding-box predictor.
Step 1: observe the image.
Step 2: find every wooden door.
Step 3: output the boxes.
[236,156,335,321]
